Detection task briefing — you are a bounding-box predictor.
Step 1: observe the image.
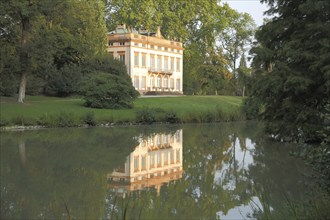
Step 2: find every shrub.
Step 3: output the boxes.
[83,111,96,126]
[11,115,34,126]
[78,72,138,109]
[135,107,156,124]
[0,72,18,97]
[165,110,180,124]
[0,118,10,127]
[37,112,79,127]
[44,65,82,97]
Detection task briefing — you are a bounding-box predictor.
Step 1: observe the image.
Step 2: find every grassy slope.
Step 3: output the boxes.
[0,95,243,125]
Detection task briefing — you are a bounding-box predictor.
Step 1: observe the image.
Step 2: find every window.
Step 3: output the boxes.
[134,42,139,46]
[157,135,161,146]
[120,42,125,46]
[157,56,162,71]
[157,151,162,167]
[150,153,155,168]
[150,76,155,88]
[170,150,174,164]
[150,45,155,49]
[150,55,155,69]
[176,58,180,71]
[163,135,168,144]
[164,152,169,165]
[170,57,174,70]
[134,52,139,66]
[119,54,125,63]
[134,156,139,172]
[142,44,146,47]
[176,79,180,91]
[108,41,113,46]
[157,76,161,88]
[141,155,146,170]
[134,76,139,90]
[164,57,169,71]
[142,76,146,90]
[142,53,146,67]
[164,78,168,89]
[170,78,174,89]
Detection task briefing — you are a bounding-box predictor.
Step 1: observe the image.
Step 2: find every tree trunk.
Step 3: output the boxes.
[242,85,245,97]
[18,16,30,103]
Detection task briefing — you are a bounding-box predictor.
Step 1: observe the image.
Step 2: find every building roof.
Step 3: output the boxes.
[109,24,164,38]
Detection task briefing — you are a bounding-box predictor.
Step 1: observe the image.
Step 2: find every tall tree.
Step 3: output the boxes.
[237,53,250,97]
[248,0,330,142]
[219,12,256,78]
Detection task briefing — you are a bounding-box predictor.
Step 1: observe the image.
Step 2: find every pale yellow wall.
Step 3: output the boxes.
[107,32,184,94]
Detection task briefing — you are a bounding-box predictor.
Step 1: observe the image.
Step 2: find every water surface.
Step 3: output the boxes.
[1,122,328,219]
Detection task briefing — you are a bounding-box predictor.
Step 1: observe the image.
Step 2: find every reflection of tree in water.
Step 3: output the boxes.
[105,122,261,219]
[247,138,330,219]
[1,127,140,219]
[105,122,328,219]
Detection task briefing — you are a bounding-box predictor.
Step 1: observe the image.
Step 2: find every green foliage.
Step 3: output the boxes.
[135,106,156,124]
[83,111,96,126]
[0,0,108,101]
[11,115,34,126]
[164,110,180,124]
[0,72,18,96]
[25,74,45,96]
[248,0,330,142]
[78,72,138,109]
[44,65,82,97]
[37,112,79,127]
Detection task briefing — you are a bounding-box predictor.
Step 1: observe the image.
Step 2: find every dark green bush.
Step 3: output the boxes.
[135,107,156,124]
[0,72,18,97]
[83,111,96,126]
[44,65,82,97]
[78,72,138,109]
[37,112,78,127]
[11,115,34,126]
[165,110,180,124]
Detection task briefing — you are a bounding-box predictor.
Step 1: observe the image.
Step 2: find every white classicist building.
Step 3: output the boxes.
[107,24,184,95]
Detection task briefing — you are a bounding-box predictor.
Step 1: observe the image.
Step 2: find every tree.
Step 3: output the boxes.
[237,53,251,97]
[1,0,108,102]
[219,12,256,79]
[247,0,330,142]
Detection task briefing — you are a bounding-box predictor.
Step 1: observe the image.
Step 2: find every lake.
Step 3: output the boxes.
[1,122,329,219]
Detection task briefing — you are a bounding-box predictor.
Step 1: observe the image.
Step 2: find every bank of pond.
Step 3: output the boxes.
[1,122,329,219]
[0,96,244,128]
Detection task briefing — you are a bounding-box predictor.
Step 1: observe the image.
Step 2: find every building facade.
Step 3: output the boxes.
[107,25,184,94]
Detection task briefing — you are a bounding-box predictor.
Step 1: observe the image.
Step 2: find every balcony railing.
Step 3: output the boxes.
[148,67,173,75]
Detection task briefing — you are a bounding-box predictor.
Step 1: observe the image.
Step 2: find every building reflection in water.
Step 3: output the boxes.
[108,130,183,197]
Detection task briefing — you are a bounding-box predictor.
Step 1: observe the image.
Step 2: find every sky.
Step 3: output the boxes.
[222,0,270,26]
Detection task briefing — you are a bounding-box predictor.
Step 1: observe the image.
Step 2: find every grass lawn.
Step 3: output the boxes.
[0,95,243,126]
